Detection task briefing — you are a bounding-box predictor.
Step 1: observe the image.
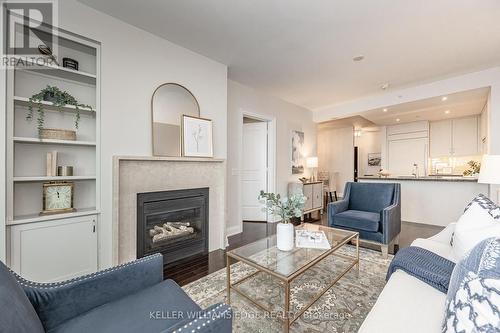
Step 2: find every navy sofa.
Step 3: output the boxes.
[0,253,232,333]
[328,182,401,258]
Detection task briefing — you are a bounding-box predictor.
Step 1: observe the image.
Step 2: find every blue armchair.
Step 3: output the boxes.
[0,253,232,333]
[328,182,401,258]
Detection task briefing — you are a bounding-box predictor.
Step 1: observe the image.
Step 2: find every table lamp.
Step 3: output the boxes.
[478,154,500,204]
[306,157,318,181]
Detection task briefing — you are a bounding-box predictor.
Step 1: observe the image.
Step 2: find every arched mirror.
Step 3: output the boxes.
[151,83,200,156]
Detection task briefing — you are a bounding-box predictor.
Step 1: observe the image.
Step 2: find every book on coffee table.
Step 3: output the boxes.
[295,229,331,249]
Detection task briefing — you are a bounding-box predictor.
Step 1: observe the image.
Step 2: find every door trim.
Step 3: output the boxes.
[240,111,277,224]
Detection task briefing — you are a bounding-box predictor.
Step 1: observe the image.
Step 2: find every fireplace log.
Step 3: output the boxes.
[149,223,195,244]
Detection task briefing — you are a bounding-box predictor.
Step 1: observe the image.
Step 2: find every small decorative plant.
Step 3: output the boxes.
[463,160,481,176]
[259,190,306,223]
[26,85,93,134]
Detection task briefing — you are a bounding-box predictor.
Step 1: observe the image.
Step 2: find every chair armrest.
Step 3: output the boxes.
[327,200,349,227]
[328,200,348,216]
[16,253,163,332]
[163,303,232,333]
[381,203,401,244]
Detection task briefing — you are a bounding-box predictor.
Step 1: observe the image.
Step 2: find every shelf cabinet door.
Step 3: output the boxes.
[303,184,313,211]
[452,117,479,156]
[312,183,323,209]
[430,120,453,157]
[9,215,98,282]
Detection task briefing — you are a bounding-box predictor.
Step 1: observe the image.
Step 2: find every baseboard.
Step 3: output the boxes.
[226,225,243,236]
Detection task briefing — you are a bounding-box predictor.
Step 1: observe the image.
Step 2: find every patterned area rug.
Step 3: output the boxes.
[183,246,393,333]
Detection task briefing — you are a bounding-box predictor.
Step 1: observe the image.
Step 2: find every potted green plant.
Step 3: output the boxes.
[26,85,93,135]
[259,190,306,251]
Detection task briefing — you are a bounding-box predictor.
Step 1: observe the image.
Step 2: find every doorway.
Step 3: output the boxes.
[240,113,276,222]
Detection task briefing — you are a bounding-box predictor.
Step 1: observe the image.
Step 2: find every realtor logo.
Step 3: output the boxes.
[2,0,58,67]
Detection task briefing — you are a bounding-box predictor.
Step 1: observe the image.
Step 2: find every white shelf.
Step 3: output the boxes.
[13,137,96,146]
[14,96,95,114]
[8,208,99,226]
[13,55,97,83]
[13,176,96,182]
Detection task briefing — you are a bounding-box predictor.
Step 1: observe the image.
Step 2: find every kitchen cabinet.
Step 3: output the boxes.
[8,215,98,282]
[388,138,428,176]
[480,108,488,153]
[453,117,479,156]
[429,120,453,157]
[386,121,429,176]
[430,116,479,157]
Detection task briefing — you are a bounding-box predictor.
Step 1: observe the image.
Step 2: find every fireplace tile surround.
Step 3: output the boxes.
[112,156,226,265]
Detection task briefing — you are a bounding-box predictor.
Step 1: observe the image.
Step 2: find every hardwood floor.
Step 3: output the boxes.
[166,217,443,286]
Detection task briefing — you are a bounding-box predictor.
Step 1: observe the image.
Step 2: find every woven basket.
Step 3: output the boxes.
[40,128,76,141]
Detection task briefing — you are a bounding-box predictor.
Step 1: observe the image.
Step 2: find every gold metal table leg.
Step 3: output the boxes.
[284,281,290,333]
[226,254,231,304]
[356,234,360,277]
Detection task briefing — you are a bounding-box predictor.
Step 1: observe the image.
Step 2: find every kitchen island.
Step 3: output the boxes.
[359,176,488,226]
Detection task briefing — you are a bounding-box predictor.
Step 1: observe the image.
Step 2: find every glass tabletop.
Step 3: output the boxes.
[227,223,358,279]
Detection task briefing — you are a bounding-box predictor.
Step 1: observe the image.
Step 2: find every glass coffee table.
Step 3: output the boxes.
[226,223,359,333]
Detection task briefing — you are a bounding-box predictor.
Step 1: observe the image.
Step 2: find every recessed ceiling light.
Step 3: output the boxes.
[383,108,388,112]
[396,118,401,122]
[353,55,365,62]
[441,96,448,101]
[445,110,451,114]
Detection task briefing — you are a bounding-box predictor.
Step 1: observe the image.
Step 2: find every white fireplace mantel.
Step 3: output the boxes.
[112,155,226,265]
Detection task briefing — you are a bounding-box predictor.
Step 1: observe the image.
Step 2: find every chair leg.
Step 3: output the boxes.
[393,234,400,254]
[334,191,338,201]
[329,192,333,202]
[381,244,389,259]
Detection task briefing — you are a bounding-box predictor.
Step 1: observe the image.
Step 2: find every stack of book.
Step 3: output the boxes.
[295,230,331,249]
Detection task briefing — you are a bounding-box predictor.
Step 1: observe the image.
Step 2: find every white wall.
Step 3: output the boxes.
[227,80,316,235]
[317,127,354,196]
[56,0,228,268]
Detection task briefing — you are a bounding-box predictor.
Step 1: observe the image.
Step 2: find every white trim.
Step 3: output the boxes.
[240,110,277,224]
[226,224,242,237]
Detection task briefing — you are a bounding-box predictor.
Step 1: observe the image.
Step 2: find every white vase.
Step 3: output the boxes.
[276,222,294,251]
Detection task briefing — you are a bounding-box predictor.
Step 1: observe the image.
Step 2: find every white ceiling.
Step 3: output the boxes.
[359,87,490,126]
[78,0,500,110]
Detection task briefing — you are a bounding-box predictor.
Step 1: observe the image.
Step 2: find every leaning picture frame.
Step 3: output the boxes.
[181,115,214,158]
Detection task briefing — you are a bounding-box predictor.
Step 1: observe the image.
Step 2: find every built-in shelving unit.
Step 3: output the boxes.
[13,176,96,182]
[12,55,97,82]
[14,96,95,113]
[13,136,97,146]
[4,19,101,281]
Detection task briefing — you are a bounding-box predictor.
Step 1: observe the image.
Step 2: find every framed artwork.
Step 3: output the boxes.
[181,115,213,157]
[291,130,305,174]
[368,153,381,167]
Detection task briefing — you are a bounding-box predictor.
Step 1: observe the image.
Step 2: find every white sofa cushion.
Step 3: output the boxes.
[358,269,447,333]
[358,232,454,333]
[452,202,500,261]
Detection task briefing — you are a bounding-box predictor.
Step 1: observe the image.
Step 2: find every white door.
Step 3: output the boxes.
[242,122,268,221]
[388,138,428,176]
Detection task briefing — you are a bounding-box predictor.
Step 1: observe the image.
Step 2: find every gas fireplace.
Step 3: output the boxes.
[136,188,209,265]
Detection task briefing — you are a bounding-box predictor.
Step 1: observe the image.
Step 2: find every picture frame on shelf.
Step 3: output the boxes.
[181,115,213,158]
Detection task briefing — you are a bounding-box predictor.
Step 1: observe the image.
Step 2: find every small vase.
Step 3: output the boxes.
[276,222,294,251]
